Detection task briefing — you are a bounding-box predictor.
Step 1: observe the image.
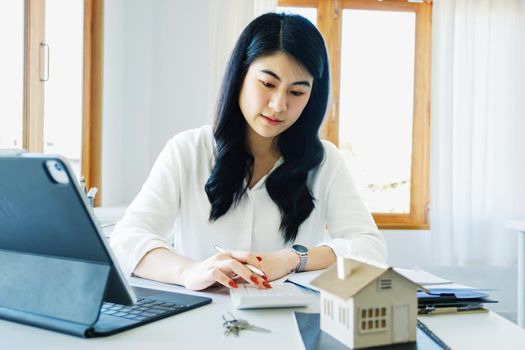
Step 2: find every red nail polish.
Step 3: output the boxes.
[262,281,272,289]
[250,275,259,284]
[262,275,268,282]
[229,280,238,288]
[256,256,262,262]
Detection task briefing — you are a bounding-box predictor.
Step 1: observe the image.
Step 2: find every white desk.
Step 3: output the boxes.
[507,220,525,328]
[419,312,525,349]
[0,278,307,350]
[2,277,525,350]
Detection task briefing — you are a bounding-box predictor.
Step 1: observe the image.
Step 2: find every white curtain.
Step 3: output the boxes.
[207,0,277,118]
[430,0,525,266]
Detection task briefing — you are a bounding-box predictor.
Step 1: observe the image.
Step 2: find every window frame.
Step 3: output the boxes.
[81,0,104,207]
[24,0,45,153]
[23,0,103,206]
[278,0,432,229]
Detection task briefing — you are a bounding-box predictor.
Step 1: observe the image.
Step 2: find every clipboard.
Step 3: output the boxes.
[417,288,497,315]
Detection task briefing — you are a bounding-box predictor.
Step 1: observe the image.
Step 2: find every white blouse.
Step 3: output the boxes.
[110,125,387,275]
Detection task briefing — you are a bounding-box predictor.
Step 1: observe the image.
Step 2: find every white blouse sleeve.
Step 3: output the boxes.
[109,139,181,275]
[318,144,387,263]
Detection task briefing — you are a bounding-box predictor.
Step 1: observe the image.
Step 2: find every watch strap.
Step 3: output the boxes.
[295,254,307,272]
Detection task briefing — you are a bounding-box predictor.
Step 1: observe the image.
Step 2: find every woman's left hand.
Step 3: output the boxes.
[252,249,299,281]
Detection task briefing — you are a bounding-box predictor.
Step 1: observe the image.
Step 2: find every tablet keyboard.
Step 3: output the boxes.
[101,299,187,321]
[229,282,316,309]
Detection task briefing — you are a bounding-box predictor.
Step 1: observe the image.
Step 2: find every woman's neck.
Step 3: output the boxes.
[245,128,281,189]
[246,128,280,160]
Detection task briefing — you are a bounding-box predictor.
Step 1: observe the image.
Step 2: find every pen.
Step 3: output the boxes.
[87,187,98,198]
[87,187,98,206]
[213,245,265,277]
[79,176,87,195]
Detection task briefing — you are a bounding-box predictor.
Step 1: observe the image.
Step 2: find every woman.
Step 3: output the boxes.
[110,13,386,291]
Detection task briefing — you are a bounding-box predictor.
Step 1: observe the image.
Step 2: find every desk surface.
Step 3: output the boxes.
[420,312,525,349]
[2,277,525,350]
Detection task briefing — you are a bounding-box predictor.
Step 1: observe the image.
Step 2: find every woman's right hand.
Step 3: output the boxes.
[180,250,270,291]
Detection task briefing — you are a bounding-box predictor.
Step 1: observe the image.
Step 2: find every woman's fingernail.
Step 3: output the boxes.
[262,281,272,289]
[229,280,238,288]
[256,256,262,262]
[250,275,259,284]
[262,275,268,281]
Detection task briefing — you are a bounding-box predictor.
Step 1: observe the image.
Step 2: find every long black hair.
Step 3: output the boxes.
[205,13,330,243]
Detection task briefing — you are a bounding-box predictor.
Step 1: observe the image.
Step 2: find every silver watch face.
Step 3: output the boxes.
[292,244,308,254]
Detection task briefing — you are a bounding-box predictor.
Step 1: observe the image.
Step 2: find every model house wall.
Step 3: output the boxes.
[321,293,357,346]
[353,270,418,348]
[314,260,419,349]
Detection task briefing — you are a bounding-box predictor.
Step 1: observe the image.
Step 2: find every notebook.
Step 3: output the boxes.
[0,152,212,337]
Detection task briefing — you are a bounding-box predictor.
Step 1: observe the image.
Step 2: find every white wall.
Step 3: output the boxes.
[383,230,431,268]
[102,0,213,206]
[102,0,126,207]
[101,1,432,268]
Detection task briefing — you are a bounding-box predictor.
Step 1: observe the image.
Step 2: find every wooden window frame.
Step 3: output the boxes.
[278,0,432,229]
[82,0,104,207]
[24,0,45,153]
[23,0,103,206]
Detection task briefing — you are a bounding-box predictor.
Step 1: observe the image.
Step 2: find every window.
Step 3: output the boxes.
[323,297,334,320]
[5,0,103,206]
[378,278,393,291]
[0,1,24,149]
[338,304,350,329]
[278,0,432,229]
[359,306,388,333]
[43,0,85,177]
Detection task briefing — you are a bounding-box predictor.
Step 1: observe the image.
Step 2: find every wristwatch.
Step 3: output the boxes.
[291,244,309,272]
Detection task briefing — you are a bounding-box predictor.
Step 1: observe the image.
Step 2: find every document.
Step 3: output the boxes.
[286,270,323,292]
[394,267,452,286]
[417,288,496,315]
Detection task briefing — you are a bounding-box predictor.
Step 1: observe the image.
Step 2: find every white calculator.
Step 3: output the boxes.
[229,282,317,309]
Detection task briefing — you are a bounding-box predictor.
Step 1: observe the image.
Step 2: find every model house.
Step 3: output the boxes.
[311,257,420,349]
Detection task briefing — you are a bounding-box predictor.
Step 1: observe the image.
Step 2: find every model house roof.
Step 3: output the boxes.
[310,258,419,300]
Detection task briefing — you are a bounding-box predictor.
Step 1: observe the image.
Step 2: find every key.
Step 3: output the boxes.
[222,312,239,336]
[223,321,241,337]
[233,319,271,333]
[222,312,270,336]
[226,324,240,337]
[224,325,237,337]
